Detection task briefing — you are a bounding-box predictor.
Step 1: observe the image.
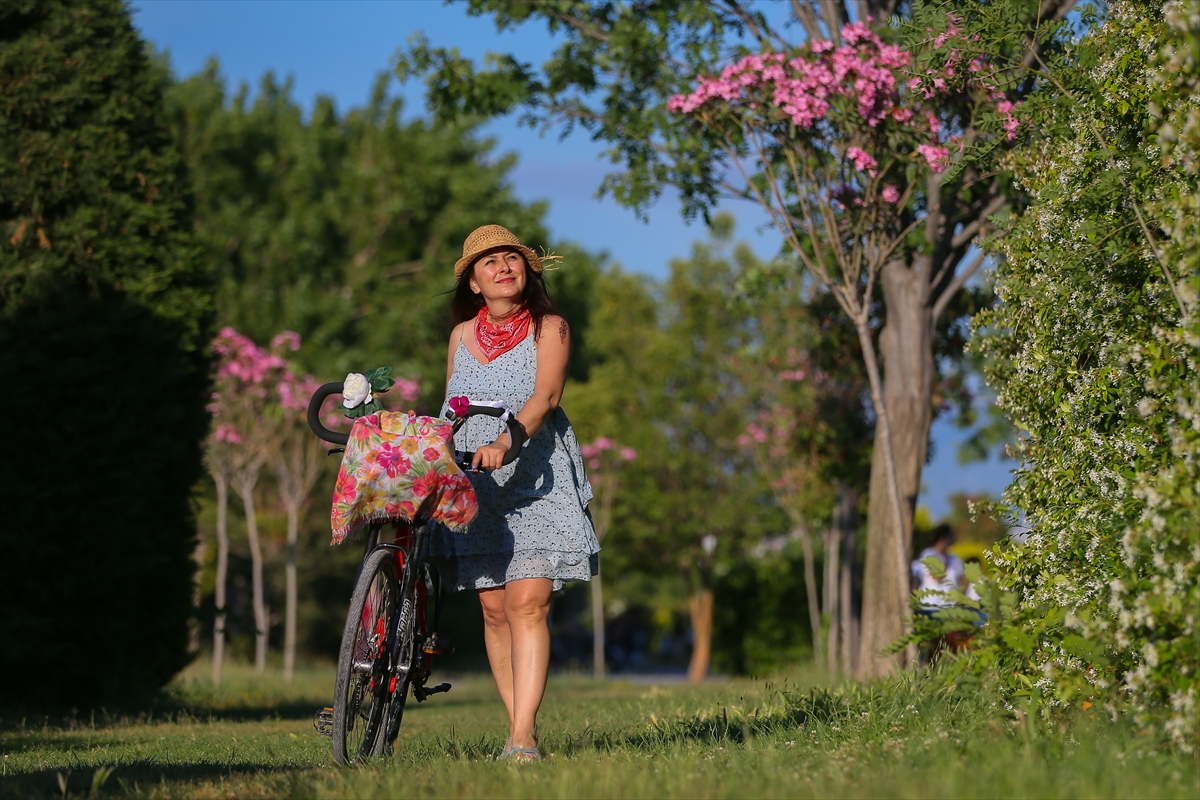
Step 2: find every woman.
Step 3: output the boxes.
[435,224,599,761]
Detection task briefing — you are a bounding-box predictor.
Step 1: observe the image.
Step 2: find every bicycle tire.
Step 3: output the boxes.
[373,563,424,756]
[332,547,398,766]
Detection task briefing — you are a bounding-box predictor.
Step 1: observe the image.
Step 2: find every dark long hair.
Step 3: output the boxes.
[451,252,561,340]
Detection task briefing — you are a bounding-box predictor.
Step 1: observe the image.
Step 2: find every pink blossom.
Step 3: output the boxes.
[581,444,597,459]
[846,146,877,175]
[271,331,301,352]
[746,423,769,444]
[620,447,637,462]
[779,369,807,381]
[881,184,901,203]
[917,143,951,172]
[587,458,601,471]
[395,377,421,403]
[215,423,241,444]
[594,436,614,451]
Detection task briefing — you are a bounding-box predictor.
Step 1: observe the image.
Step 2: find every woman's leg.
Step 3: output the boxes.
[477,587,515,732]
[503,577,553,750]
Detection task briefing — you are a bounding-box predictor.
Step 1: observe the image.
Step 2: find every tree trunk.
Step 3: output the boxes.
[837,485,860,675]
[822,525,840,675]
[235,474,269,674]
[190,532,206,654]
[686,586,714,682]
[796,524,825,666]
[213,472,229,686]
[283,502,299,683]
[857,261,934,679]
[591,573,605,680]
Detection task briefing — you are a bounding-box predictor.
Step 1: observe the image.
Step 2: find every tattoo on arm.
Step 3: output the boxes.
[558,318,568,344]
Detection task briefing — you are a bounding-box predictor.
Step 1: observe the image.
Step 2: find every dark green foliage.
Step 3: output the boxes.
[0,0,212,706]
[712,548,816,676]
[163,64,591,404]
[0,290,209,708]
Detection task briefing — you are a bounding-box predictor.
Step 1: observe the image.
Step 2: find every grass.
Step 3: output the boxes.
[1,660,1196,799]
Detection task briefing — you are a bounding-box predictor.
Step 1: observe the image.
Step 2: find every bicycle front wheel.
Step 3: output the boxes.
[332,547,398,766]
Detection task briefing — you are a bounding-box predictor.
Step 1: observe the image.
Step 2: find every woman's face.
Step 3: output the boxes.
[469,248,527,303]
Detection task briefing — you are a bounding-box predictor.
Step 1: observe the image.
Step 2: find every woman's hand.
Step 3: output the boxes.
[471,434,511,470]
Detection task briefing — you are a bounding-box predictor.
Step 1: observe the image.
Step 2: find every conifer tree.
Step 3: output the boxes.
[0,0,213,706]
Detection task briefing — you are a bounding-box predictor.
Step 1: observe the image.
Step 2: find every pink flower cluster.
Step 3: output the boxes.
[668,19,1020,183]
[667,21,909,130]
[581,436,636,472]
[209,327,422,445]
[213,327,289,389]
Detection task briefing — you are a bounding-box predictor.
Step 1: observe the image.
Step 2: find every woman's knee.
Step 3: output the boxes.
[503,591,551,627]
[478,589,509,629]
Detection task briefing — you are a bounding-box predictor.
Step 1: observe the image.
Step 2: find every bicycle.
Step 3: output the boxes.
[306,380,524,765]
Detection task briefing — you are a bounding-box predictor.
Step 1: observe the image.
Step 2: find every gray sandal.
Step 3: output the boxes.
[500,724,539,761]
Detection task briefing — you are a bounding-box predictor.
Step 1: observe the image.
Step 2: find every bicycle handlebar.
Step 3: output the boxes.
[308,382,349,446]
[452,404,526,468]
[306,384,526,469]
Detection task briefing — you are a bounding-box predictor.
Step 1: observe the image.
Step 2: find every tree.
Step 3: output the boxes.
[580,436,637,679]
[208,327,295,673]
[164,65,556,403]
[569,226,781,681]
[736,289,872,674]
[395,0,1071,676]
[268,332,379,682]
[0,0,213,706]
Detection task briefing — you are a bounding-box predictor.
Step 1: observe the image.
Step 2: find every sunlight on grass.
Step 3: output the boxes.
[0,660,1195,799]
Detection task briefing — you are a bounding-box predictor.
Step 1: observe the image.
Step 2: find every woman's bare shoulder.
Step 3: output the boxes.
[537,314,570,346]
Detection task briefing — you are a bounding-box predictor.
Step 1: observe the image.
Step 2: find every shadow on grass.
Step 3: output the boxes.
[0,699,328,735]
[0,760,313,800]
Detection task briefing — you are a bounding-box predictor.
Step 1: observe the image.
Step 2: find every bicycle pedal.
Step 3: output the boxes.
[423,631,454,655]
[313,706,334,737]
[426,682,451,697]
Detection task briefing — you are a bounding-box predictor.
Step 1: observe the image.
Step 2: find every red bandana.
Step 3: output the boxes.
[474,306,531,363]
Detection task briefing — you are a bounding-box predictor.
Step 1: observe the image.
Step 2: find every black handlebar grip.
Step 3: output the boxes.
[307,382,350,446]
[454,404,526,467]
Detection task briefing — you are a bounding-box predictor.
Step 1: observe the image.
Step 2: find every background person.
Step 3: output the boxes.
[433,224,599,761]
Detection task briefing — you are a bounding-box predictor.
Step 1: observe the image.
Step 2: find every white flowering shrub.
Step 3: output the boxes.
[971,0,1198,751]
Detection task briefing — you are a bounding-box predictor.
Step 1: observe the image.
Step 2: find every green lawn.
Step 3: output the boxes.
[2,661,1196,799]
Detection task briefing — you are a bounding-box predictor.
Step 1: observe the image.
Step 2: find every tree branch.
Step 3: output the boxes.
[931,247,986,322]
[950,193,1007,250]
[789,0,825,42]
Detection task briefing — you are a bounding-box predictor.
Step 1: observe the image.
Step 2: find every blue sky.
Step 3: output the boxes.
[131,0,1014,518]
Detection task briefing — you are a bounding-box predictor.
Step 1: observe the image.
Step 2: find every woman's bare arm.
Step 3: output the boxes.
[514,315,569,439]
[445,321,465,393]
[472,316,569,468]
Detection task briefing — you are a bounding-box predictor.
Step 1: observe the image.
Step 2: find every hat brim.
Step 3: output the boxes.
[454,244,542,280]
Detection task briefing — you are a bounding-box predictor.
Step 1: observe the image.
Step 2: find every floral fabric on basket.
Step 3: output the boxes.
[331,411,478,544]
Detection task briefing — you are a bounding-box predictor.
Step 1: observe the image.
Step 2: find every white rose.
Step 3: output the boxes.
[342,372,373,409]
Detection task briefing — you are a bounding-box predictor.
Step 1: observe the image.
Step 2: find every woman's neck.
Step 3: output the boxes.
[482,299,523,323]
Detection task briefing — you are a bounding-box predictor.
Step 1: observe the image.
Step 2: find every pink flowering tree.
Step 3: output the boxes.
[667,18,1032,674]
[397,0,1072,678]
[581,436,637,680]
[268,333,329,683]
[208,328,421,681]
[206,327,292,678]
[205,328,291,681]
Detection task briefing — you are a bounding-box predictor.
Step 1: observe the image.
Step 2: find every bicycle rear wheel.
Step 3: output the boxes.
[332,547,398,766]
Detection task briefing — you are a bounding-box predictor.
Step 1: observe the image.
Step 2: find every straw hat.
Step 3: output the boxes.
[454,224,543,280]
